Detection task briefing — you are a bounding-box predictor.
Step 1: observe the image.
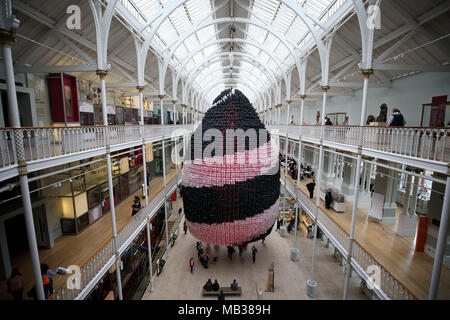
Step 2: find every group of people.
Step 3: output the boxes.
[280,155,314,182]
[7,263,63,300]
[203,279,239,300]
[366,104,407,127]
[227,244,258,263]
[194,242,217,270]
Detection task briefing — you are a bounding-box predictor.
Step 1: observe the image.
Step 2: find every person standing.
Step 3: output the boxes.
[325,191,333,210]
[252,245,258,263]
[183,220,187,234]
[306,179,316,199]
[7,268,24,300]
[189,258,195,274]
[276,218,281,231]
[203,251,209,268]
[387,108,406,127]
[131,196,141,216]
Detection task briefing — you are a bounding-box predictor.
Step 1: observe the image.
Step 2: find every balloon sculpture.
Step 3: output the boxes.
[181,89,280,246]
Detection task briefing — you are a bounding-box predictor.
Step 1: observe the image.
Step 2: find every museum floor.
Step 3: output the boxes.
[141,215,368,300]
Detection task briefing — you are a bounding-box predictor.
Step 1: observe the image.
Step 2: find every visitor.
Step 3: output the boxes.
[196,241,202,251]
[227,246,235,260]
[217,290,225,301]
[131,196,141,216]
[287,219,295,233]
[189,258,195,273]
[203,279,213,291]
[203,251,209,269]
[252,245,258,263]
[276,218,281,231]
[183,220,187,234]
[366,115,376,125]
[387,108,406,127]
[41,265,51,299]
[7,268,24,301]
[231,279,238,291]
[325,191,333,210]
[289,115,294,125]
[325,117,333,126]
[343,116,349,126]
[376,103,388,123]
[212,279,220,291]
[306,179,316,199]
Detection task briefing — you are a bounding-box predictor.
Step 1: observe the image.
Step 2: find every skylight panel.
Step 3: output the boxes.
[285,16,307,43]
[169,6,192,35]
[196,25,216,44]
[156,19,178,44]
[265,33,280,52]
[271,3,296,34]
[246,25,266,44]
[185,0,213,24]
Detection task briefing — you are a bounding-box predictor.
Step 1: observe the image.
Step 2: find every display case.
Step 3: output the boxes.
[48,73,80,124]
[116,106,125,125]
[59,191,89,234]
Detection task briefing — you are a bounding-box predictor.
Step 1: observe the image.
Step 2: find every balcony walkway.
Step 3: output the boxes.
[0,168,176,300]
[282,169,450,300]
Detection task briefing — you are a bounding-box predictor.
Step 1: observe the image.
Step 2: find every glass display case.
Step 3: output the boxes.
[60,190,89,234]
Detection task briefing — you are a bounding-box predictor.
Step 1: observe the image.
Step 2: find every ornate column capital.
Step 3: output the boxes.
[0,28,16,46]
[136,86,145,92]
[171,100,177,104]
[300,95,307,100]
[96,69,108,79]
[362,69,374,78]
[321,85,330,92]
[286,100,292,104]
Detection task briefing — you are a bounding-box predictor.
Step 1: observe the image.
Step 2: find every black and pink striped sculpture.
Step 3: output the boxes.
[181,89,280,246]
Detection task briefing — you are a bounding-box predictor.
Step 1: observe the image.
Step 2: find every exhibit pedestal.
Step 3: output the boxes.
[396,214,418,238]
[280,226,287,237]
[290,248,299,261]
[306,279,317,298]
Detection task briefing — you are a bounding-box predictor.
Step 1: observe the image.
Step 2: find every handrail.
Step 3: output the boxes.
[282,171,419,300]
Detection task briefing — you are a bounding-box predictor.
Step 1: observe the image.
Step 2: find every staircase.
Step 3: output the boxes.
[160,220,176,243]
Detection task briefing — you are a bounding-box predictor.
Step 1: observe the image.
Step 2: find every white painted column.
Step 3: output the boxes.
[297,140,302,188]
[286,101,291,125]
[343,69,373,299]
[162,140,170,257]
[172,101,177,124]
[306,144,324,298]
[99,70,123,300]
[146,217,154,292]
[160,96,165,125]
[2,39,45,300]
[299,96,306,126]
[429,176,450,299]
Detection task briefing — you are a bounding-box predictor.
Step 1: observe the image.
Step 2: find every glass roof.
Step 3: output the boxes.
[124,0,347,104]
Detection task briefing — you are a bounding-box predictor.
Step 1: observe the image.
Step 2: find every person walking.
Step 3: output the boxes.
[227,246,235,260]
[251,245,258,263]
[7,268,24,300]
[189,258,195,274]
[217,290,225,300]
[203,251,209,268]
[306,179,316,199]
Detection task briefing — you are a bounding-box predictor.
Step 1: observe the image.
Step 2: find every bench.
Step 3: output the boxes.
[202,286,242,296]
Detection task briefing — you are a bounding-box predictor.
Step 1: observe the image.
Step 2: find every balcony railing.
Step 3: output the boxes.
[269,125,450,163]
[49,174,181,300]
[0,124,195,171]
[282,174,418,300]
